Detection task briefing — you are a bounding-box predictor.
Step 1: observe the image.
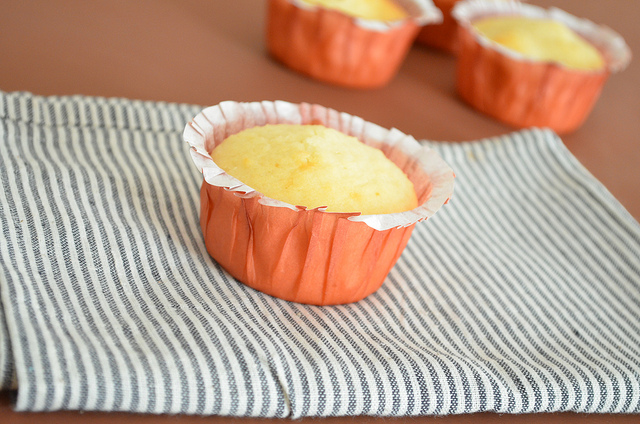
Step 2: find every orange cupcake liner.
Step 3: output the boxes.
[415,0,528,54]
[415,0,459,53]
[266,0,442,88]
[184,101,455,305]
[452,0,631,134]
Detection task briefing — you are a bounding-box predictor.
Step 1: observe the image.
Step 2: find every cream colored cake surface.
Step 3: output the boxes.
[299,0,408,21]
[211,124,418,215]
[472,16,605,70]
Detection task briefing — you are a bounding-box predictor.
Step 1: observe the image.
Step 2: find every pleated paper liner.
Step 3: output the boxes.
[265,0,442,88]
[415,0,526,54]
[184,101,455,306]
[415,0,459,53]
[452,0,631,134]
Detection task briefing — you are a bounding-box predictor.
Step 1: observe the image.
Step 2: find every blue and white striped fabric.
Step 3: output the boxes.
[1,91,639,417]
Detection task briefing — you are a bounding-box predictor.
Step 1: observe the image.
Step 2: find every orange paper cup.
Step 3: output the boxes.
[266,0,442,88]
[452,0,631,134]
[416,0,527,54]
[184,101,455,305]
[415,0,459,53]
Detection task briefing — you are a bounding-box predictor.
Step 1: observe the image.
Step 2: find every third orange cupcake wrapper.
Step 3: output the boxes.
[451,0,631,134]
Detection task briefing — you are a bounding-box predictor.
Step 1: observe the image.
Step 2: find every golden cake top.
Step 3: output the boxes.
[299,0,408,21]
[211,124,418,215]
[472,16,605,70]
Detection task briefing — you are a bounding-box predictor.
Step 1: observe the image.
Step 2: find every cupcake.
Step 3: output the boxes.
[415,0,460,53]
[184,101,455,305]
[266,0,442,88]
[415,0,516,54]
[452,0,631,134]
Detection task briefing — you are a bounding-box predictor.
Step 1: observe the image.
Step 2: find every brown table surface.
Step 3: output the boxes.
[1,0,638,422]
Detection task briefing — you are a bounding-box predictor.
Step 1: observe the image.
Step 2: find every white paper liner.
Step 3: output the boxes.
[184,100,455,232]
[452,0,631,73]
[289,0,443,30]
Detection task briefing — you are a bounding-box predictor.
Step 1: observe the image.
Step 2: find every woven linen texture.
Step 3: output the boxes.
[1,91,639,417]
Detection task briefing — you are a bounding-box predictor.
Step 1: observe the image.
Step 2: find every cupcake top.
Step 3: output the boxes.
[211,124,418,215]
[298,0,408,21]
[472,16,605,70]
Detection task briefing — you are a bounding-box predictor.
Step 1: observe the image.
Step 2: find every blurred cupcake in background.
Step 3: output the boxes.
[452,0,630,134]
[266,0,442,88]
[415,0,517,54]
[415,0,460,53]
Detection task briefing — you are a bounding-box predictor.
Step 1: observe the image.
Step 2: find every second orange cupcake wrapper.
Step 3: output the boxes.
[266,0,442,88]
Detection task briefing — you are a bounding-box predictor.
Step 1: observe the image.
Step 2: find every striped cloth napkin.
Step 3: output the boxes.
[0,91,639,418]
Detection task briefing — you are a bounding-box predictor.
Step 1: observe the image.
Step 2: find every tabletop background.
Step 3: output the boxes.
[1,0,638,423]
